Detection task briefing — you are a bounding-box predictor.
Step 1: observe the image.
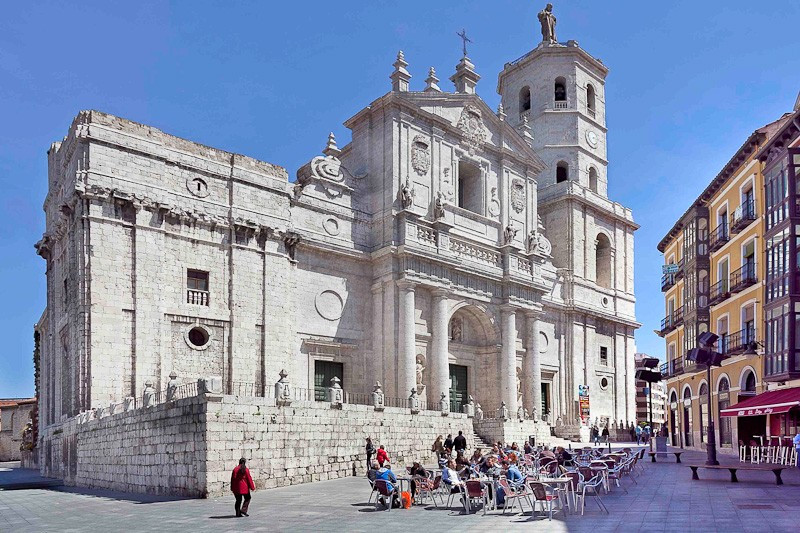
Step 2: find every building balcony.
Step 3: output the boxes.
[720,327,755,355]
[187,289,210,306]
[659,306,684,335]
[674,258,685,279]
[661,355,684,379]
[708,278,730,305]
[730,199,757,234]
[554,100,568,110]
[730,262,757,293]
[709,223,729,252]
[661,272,676,292]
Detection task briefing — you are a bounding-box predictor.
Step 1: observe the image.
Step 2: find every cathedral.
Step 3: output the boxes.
[35,8,638,447]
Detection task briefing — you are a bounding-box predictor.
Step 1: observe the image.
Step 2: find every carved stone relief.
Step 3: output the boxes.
[322,217,340,236]
[510,179,525,213]
[315,290,344,321]
[456,104,487,154]
[488,187,500,217]
[411,136,431,176]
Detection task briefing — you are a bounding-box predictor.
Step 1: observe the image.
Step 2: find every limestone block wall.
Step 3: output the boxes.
[203,395,473,496]
[473,418,551,447]
[39,397,207,497]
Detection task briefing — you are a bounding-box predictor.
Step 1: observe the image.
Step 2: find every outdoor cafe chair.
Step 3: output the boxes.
[579,474,608,515]
[373,479,398,511]
[367,478,378,504]
[497,478,531,515]
[415,475,442,507]
[464,480,489,515]
[528,481,561,520]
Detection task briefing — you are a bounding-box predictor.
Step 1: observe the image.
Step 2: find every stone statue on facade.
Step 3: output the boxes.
[416,358,425,391]
[400,177,415,209]
[538,3,557,44]
[532,405,538,422]
[372,381,385,411]
[503,221,518,245]
[475,402,484,421]
[527,230,539,254]
[450,317,462,342]
[434,192,446,220]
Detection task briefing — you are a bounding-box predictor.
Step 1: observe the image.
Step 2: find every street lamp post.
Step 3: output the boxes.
[636,356,662,453]
[687,331,724,467]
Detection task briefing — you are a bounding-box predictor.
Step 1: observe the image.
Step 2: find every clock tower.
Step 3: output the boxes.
[496,12,639,426]
[497,39,608,195]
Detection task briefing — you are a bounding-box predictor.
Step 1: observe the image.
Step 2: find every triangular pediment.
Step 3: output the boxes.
[394,92,546,174]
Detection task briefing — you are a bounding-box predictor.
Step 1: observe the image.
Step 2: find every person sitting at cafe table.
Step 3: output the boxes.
[501,459,525,488]
[408,461,428,499]
[455,450,471,469]
[523,441,533,455]
[540,446,556,461]
[555,446,572,466]
[375,461,401,508]
[470,447,484,466]
[441,459,464,495]
[367,460,380,483]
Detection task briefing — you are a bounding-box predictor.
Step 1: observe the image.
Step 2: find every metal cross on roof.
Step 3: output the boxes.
[456,29,472,57]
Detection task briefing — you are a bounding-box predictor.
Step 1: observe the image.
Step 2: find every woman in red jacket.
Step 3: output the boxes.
[231,458,256,517]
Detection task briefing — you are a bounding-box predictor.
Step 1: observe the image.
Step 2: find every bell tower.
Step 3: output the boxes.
[497,33,609,196]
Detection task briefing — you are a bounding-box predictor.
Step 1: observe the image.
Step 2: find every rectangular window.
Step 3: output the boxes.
[456,161,483,215]
[187,269,210,306]
[314,360,344,401]
[600,346,608,366]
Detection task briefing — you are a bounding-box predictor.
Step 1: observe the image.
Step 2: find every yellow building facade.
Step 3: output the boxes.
[657,116,791,453]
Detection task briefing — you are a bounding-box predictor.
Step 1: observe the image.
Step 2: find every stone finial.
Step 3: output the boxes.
[439,391,450,416]
[518,113,533,146]
[463,395,475,418]
[499,401,509,421]
[474,402,483,421]
[143,381,156,408]
[408,388,420,414]
[390,50,411,92]
[449,55,480,95]
[326,376,343,406]
[496,103,506,121]
[166,371,179,401]
[424,67,441,92]
[323,132,341,157]
[372,381,385,411]
[275,369,292,406]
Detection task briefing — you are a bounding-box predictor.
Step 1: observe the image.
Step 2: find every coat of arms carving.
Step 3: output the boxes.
[511,178,525,213]
[456,104,487,153]
[411,136,431,176]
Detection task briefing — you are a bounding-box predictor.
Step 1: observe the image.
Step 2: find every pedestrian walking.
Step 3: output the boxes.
[365,437,376,470]
[591,425,600,446]
[635,424,642,445]
[230,458,255,518]
[453,430,468,453]
[602,425,610,444]
[376,444,389,467]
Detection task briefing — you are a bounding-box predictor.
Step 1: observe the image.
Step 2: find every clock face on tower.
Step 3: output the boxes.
[585,130,598,148]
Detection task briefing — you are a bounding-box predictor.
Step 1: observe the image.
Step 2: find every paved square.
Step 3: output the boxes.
[2,450,799,532]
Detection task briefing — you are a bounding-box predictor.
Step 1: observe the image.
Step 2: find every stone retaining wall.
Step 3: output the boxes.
[202,395,472,496]
[38,393,475,497]
[39,396,207,497]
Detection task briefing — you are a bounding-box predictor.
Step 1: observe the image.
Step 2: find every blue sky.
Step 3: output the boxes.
[1,1,799,398]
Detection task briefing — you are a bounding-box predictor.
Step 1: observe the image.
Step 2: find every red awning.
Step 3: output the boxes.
[720,387,800,417]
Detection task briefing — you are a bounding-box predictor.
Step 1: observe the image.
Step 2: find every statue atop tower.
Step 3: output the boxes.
[537,3,557,44]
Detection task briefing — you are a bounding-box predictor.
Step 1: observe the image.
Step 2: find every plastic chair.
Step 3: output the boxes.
[373,479,398,511]
[464,480,489,515]
[367,478,378,503]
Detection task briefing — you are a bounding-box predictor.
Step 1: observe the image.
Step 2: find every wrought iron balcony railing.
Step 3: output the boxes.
[730,261,757,293]
[660,306,684,335]
[709,222,729,252]
[730,199,757,233]
[709,278,730,305]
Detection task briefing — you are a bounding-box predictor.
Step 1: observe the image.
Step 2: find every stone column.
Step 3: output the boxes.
[430,289,450,406]
[501,305,518,414]
[397,280,417,398]
[525,311,542,417]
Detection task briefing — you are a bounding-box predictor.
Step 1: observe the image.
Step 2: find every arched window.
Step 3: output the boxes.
[595,233,612,289]
[556,161,568,183]
[554,77,566,102]
[588,167,598,193]
[718,376,729,393]
[698,382,709,442]
[718,376,732,447]
[742,369,757,395]
[519,86,531,113]
[699,382,708,397]
[586,84,596,115]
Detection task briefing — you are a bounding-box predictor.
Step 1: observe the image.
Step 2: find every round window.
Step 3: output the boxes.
[600,377,609,389]
[187,326,210,348]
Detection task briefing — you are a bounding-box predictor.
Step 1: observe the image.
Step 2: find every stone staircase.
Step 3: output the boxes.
[471,430,494,450]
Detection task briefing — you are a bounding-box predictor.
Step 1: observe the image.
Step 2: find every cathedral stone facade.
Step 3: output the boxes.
[35,23,638,455]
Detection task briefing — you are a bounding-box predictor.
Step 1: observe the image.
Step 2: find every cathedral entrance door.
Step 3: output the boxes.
[541,383,551,417]
[449,365,468,413]
[314,361,343,401]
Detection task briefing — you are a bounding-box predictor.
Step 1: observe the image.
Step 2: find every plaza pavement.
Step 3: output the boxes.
[2,448,799,532]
